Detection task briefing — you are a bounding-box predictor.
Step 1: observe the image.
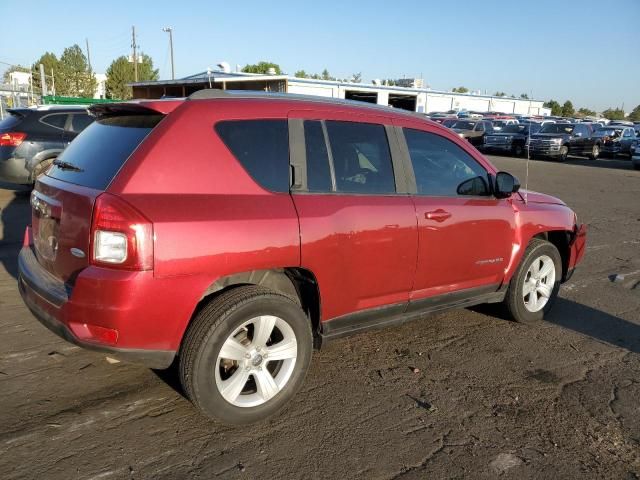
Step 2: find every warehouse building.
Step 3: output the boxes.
[130,70,550,116]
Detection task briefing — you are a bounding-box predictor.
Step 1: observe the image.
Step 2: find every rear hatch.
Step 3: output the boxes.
[30,105,166,283]
[0,109,28,158]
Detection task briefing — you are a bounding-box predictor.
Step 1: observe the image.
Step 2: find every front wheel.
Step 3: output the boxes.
[558,145,569,162]
[179,286,313,424]
[503,239,562,322]
[589,144,600,160]
[512,144,524,157]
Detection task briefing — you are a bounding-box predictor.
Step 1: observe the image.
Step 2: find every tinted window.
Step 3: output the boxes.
[325,121,395,194]
[49,114,162,190]
[303,121,332,192]
[404,128,490,197]
[216,120,289,193]
[40,113,67,130]
[68,113,93,133]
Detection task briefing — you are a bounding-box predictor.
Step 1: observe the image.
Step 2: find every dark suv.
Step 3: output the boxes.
[527,123,599,161]
[0,105,93,185]
[18,91,586,424]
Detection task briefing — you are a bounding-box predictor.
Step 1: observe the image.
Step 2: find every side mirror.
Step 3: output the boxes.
[494,171,520,198]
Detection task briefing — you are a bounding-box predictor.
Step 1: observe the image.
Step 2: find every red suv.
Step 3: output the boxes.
[18,91,586,424]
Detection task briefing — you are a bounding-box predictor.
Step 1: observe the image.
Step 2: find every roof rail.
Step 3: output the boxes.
[187,89,233,100]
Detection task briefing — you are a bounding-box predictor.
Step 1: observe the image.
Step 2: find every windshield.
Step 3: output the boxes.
[593,128,622,138]
[442,119,458,127]
[539,124,575,134]
[451,121,475,130]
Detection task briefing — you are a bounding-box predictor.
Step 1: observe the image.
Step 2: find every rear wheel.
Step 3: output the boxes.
[179,286,312,424]
[31,158,56,182]
[503,239,562,323]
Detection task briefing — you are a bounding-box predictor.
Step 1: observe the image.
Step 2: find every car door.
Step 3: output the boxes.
[63,112,93,145]
[621,128,635,153]
[288,111,418,322]
[395,121,515,306]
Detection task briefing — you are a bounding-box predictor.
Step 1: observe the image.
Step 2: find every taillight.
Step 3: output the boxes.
[0,132,26,147]
[90,193,153,270]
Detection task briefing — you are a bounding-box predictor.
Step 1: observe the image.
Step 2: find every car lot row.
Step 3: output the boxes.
[428,115,639,166]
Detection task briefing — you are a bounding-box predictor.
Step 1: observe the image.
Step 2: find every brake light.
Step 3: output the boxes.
[90,193,153,270]
[0,132,26,147]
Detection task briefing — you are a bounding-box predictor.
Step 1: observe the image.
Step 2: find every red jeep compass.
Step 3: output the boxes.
[18,91,586,424]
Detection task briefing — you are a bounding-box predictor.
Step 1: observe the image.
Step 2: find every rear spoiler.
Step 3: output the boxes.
[6,108,30,117]
[89,100,182,118]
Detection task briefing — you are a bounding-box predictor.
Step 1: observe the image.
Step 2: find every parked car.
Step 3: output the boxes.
[450,119,494,146]
[18,91,586,424]
[632,146,640,170]
[0,105,93,185]
[592,126,638,157]
[527,123,599,161]
[483,123,541,156]
[490,119,520,131]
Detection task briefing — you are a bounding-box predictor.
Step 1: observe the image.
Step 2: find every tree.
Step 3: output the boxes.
[351,72,362,83]
[57,44,96,97]
[576,107,596,118]
[561,100,575,117]
[544,100,562,116]
[31,52,60,94]
[520,93,529,99]
[105,54,158,100]
[626,105,640,121]
[452,86,469,93]
[294,70,307,78]
[493,91,506,97]
[241,61,281,75]
[321,69,332,81]
[602,107,625,120]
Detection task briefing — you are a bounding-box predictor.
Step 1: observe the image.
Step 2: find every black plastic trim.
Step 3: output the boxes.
[319,284,505,345]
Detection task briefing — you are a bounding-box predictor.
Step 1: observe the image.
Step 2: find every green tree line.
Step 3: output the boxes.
[3,43,158,100]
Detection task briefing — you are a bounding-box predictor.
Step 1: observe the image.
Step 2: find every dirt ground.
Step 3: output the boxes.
[0,155,638,480]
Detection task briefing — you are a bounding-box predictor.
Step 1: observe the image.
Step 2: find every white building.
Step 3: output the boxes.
[94,73,107,99]
[131,71,551,116]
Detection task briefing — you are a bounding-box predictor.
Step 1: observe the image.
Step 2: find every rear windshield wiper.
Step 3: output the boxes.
[53,159,84,172]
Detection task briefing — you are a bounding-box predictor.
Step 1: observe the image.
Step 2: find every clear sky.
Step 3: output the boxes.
[1,0,638,111]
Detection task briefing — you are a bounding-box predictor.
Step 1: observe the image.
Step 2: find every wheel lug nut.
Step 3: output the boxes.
[245,353,251,359]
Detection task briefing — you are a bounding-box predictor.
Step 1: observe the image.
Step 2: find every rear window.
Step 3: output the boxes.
[49,114,162,190]
[215,120,290,193]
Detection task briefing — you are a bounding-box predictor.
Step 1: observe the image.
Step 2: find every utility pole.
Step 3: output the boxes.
[131,25,138,82]
[51,68,55,96]
[39,64,47,96]
[85,38,92,72]
[162,27,175,80]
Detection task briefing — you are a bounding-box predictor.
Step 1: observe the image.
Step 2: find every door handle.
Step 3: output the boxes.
[425,209,451,222]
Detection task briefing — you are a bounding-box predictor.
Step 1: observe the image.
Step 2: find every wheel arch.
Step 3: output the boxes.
[192,268,322,344]
[532,231,571,281]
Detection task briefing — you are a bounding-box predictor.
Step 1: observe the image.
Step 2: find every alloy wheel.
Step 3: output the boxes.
[522,254,556,313]
[215,315,297,407]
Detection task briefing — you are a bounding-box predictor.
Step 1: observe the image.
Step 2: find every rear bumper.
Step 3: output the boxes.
[18,243,176,369]
[0,155,30,184]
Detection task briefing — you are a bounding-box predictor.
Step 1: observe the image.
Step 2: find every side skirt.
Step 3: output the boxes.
[318,284,505,346]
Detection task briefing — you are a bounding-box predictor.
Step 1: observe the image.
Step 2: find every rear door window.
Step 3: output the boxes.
[215,120,290,193]
[67,113,94,133]
[303,120,332,192]
[39,113,68,130]
[325,121,395,194]
[49,114,163,190]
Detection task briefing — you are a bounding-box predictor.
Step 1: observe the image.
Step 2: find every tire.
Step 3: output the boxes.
[503,239,562,323]
[512,144,524,157]
[558,145,569,162]
[589,144,600,160]
[179,285,312,424]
